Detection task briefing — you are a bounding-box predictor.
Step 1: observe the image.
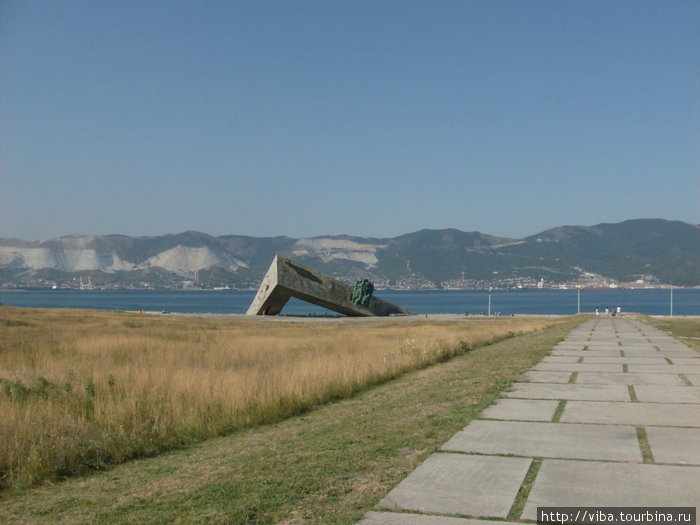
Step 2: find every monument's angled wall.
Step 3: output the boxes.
[246,255,412,317]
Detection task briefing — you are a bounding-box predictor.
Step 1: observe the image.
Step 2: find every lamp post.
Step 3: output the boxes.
[670,282,673,317]
[488,287,492,317]
[577,288,581,315]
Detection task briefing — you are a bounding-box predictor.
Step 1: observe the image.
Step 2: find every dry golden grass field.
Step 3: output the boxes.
[0,306,556,490]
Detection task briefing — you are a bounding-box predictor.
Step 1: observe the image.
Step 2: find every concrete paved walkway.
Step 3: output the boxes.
[358,318,700,524]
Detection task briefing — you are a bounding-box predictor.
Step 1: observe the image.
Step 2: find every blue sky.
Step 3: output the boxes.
[1,0,698,240]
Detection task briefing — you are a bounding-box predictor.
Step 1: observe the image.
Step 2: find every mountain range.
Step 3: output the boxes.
[1,219,698,289]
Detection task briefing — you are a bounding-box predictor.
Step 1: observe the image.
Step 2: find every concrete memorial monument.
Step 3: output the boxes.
[246,255,413,317]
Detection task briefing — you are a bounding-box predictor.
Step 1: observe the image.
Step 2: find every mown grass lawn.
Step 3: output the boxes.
[1,315,584,524]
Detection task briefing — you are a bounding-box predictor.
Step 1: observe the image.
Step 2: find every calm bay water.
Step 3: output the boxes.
[1,288,698,316]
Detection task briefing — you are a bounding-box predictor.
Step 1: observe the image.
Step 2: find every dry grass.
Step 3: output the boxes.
[0,306,554,490]
[644,316,700,352]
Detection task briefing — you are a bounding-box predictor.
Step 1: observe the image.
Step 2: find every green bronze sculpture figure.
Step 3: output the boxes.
[350,278,374,307]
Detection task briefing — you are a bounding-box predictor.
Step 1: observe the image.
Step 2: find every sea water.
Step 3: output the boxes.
[1,288,697,316]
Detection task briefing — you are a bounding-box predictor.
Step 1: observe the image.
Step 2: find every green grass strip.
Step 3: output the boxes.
[628,385,638,402]
[552,400,567,422]
[636,427,654,464]
[507,458,543,520]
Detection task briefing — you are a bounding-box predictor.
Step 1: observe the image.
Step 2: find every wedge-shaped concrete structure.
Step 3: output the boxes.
[246,255,413,316]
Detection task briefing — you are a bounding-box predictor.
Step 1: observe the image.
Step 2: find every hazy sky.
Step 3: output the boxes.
[1,1,698,241]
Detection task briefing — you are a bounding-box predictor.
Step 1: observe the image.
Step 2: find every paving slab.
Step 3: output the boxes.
[503,383,630,401]
[575,372,686,386]
[521,460,700,520]
[685,374,700,386]
[650,343,698,351]
[580,357,670,364]
[550,350,623,357]
[645,427,700,465]
[533,362,623,372]
[541,356,580,363]
[358,512,504,525]
[639,344,697,352]
[554,343,585,348]
[629,350,698,357]
[633,385,700,404]
[441,420,641,461]
[628,364,700,374]
[375,453,531,519]
[560,401,700,427]
[659,342,699,348]
[646,338,693,347]
[518,371,572,384]
[617,341,659,346]
[479,398,559,421]
[671,357,700,365]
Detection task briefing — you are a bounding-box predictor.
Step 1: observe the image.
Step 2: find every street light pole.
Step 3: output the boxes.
[577,288,581,315]
[488,287,492,317]
[670,282,673,317]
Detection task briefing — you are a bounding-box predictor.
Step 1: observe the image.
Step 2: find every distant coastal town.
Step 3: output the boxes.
[0,271,676,292]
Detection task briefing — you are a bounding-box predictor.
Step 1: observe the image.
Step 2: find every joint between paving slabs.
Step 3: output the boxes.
[552,400,567,422]
[507,457,543,521]
[628,384,638,402]
[636,426,655,464]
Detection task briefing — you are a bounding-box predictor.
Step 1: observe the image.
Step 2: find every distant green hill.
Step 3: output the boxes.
[0,219,697,288]
[510,219,699,284]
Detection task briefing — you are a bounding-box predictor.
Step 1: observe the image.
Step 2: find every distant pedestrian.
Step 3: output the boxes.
[617,305,622,317]
[595,308,599,317]
[605,307,609,318]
